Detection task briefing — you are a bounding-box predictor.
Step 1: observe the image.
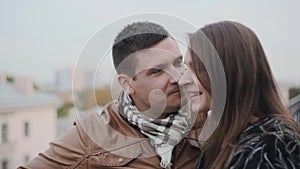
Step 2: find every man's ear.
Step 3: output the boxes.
[117,74,134,94]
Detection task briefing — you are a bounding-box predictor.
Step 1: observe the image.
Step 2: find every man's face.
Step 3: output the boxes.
[129,37,185,118]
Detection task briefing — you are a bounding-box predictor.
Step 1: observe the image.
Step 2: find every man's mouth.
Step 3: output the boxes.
[167,88,181,96]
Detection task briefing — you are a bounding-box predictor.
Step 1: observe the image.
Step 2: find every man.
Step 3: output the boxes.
[19,21,200,169]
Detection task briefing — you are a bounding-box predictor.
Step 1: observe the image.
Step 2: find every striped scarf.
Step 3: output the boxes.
[118,91,193,169]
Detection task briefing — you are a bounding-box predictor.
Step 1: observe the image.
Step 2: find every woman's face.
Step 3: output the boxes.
[179,50,211,114]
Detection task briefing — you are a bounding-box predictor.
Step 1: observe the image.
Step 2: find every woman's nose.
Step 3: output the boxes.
[178,68,194,86]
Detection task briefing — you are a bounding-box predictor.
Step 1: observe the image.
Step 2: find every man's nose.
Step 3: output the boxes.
[168,66,185,84]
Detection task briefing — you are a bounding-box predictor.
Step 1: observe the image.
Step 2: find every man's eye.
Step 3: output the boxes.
[150,68,162,74]
[174,59,184,67]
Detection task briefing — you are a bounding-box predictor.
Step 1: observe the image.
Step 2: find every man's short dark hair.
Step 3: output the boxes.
[112,21,170,76]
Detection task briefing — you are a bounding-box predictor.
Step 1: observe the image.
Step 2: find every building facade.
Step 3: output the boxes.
[0,78,61,169]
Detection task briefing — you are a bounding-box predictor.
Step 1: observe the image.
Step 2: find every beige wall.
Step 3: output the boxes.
[0,106,57,169]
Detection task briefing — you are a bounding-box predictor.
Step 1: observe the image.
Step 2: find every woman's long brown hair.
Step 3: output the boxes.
[188,21,300,169]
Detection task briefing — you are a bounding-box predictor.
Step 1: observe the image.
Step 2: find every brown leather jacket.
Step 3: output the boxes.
[19,102,201,169]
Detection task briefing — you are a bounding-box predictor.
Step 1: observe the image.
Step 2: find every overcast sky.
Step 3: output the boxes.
[0,0,299,86]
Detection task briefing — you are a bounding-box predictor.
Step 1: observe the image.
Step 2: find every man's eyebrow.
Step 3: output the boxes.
[173,55,183,63]
[177,55,183,59]
[145,55,183,73]
[151,63,166,70]
[151,56,183,69]
[144,63,166,75]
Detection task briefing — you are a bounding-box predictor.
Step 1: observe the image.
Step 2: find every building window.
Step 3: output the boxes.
[1,123,8,143]
[24,121,30,137]
[2,159,8,169]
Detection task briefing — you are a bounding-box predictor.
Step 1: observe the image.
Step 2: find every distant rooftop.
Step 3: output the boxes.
[0,83,62,111]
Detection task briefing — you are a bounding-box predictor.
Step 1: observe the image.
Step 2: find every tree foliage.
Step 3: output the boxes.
[76,86,113,110]
[57,103,73,118]
[6,74,14,83]
[95,86,113,106]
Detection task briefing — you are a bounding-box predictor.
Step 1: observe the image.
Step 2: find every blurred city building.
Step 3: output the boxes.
[54,66,96,92]
[0,74,61,169]
[54,65,114,92]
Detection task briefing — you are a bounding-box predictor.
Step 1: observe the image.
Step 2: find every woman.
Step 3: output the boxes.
[183,51,212,148]
[180,21,300,169]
